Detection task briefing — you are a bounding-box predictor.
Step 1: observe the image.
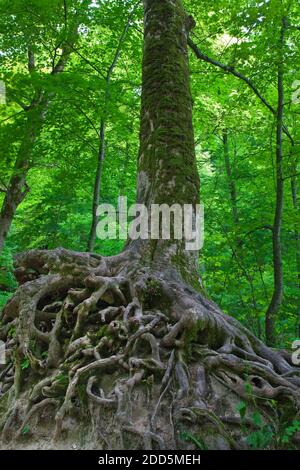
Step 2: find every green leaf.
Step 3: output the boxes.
[236,401,247,420]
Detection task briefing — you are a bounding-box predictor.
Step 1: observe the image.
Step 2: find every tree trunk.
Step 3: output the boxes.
[291,163,300,337]
[265,18,286,346]
[138,0,199,209]
[0,101,48,253]
[132,0,200,283]
[87,117,106,252]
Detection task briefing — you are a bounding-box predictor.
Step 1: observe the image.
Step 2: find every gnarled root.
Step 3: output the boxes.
[0,248,299,450]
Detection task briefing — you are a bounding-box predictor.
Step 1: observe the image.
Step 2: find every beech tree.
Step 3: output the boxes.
[0,0,299,450]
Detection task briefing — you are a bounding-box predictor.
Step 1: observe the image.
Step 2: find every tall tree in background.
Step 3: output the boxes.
[0,1,81,254]
[188,1,297,345]
[87,4,138,252]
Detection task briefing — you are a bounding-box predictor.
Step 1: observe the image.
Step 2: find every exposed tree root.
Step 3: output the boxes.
[0,248,299,449]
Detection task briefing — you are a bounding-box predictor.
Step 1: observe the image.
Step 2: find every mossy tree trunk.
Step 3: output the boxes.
[138,0,199,209]
[131,0,200,284]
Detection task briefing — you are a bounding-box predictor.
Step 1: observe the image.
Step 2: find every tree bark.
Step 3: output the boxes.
[223,130,239,225]
[131,0,200,282]
[0,101,48,253]
[1,1,299,451]
[265,18,286,346]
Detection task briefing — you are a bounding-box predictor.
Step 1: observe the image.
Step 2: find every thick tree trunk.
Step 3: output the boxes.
[0,24,78,255]
[138,0,199,208]
[132,0,200,283]
[265,18,286,346]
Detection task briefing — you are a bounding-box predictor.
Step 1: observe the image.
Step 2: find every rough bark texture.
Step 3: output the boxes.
[132,0,200,287]
[138,0,199,210]
[0,1,299,451]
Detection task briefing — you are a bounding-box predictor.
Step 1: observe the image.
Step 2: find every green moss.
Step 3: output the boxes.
[180,430,208,450]
[182,318,207,360]
[140,277,171,311]
[139,0,199,209]
[0,392,9,418]
[56,372,69,386]
[171,250,203,292]
[89,324,114,342]
[7,324,16,338]
[95,324,110,339]
[77,382,88,407]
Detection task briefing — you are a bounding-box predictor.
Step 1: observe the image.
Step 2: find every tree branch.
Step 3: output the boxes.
[27,47,35,73]
[188,37,275,115]
[0,111,24,125]
[0,178,8,194]
[63,0,68,29]
[106,1,140,80]
[51,18,79,75]
[282,172,300,181]
[188,37,294,145]
[5,88,30,111]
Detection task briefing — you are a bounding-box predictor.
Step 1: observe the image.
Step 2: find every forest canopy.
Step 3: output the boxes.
[1,0,299,345]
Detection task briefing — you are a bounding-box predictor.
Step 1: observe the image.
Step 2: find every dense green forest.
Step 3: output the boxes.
[0,0,299,451]
[1,0,299,346]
